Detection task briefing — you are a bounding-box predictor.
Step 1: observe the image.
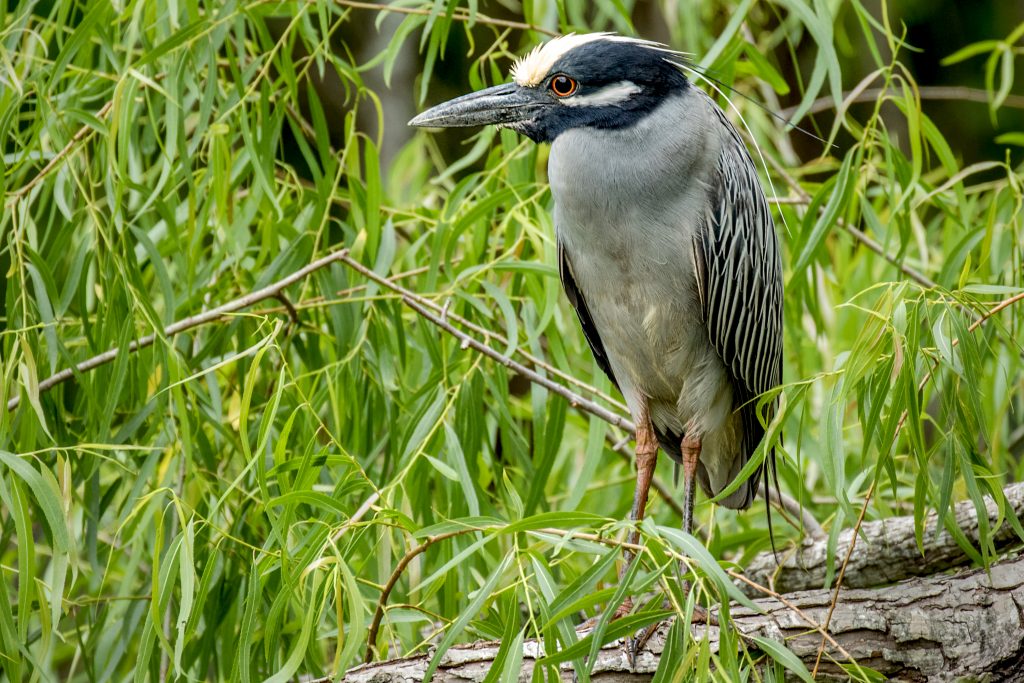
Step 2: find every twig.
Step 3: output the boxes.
[781,85,1024,120]
[835,218,938,290]
[364,529,478,663]
[728,569,855,664]
[760,149,939,291]
[410,294,628,413]
[412,295,633,429]
[331,490,382,543]
[330,0,557,36]
[811,480,875,678]
[811,289,1024,676]
[338,254,636,433]
[7,249,350,412]
[273,292,300,326]
[7,100,114,203]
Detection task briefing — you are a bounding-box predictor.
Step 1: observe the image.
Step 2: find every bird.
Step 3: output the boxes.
[410,32,782,619]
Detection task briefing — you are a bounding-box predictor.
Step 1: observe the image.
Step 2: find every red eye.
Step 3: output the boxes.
[549,75,578,97]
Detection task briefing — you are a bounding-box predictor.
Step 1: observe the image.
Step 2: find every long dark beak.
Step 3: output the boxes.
[408,82,548,128]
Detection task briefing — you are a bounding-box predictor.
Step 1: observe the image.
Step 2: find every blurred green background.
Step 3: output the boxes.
[322,0,1024,170]
[2,0,1023,681]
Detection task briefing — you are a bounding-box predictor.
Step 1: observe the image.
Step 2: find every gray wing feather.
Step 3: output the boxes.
[559,242,618,389]
[696,110,783,465]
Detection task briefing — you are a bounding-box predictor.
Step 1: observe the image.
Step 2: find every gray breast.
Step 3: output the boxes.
[548,88,741,488]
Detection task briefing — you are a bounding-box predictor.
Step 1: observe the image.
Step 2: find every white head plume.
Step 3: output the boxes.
[510,33,690,87]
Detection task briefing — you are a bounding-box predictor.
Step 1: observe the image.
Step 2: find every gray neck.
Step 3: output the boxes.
[547,88,722,230]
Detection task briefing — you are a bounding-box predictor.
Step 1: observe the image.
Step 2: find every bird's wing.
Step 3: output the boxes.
[558,242,618,389]
[694,117,783,463]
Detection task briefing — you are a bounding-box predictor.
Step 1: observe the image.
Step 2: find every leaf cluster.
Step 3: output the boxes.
[1,1,1023,681]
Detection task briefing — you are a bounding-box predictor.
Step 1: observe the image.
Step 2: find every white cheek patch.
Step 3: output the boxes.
[561,81,641,107]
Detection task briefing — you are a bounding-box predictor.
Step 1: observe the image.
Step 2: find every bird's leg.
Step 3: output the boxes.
[628,433,716,662]
[675,431,716,626]
[609,397,661,669]
[579,397,658,636]
[680,432,701,537]
[617,396,659,613]
[625,397,659,553]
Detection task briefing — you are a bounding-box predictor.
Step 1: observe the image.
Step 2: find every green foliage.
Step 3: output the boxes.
[2,0,1023,681]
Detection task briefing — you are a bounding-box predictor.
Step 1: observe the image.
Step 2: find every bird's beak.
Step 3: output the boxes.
[408,82,547,129]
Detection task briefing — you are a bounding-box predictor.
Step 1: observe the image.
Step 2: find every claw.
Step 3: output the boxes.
[633,621,660,655]
[622,605,717,669]
[691,604,718,626]
[622,633,640,671]
[575,596,633,633]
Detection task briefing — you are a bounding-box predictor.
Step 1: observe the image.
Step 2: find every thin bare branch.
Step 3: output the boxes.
[727,569,854,664]
[330,0,557,36]
[331,490,382,543]
[338,254,635,432]
[812,480,875,677]
[781,85,1024,120]
[365,529,478,664]
[6,249,351,412]
[6,100,113,203]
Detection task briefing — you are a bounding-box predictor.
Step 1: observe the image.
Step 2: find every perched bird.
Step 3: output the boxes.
[410,32,782,600]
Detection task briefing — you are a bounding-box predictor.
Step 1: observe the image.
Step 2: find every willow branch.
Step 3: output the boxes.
[330,0,557,36]
[7,101,114,203]
[812,288,1024,674]
[338,254,635,432]
[781,85,1024,120]
[7,249,351,412]
[365,529,478,664]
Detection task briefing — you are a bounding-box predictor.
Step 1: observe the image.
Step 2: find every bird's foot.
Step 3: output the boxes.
[624,604,718,669]
[575,596,633,633]
[575,597,645,672]
[692,604,717,626]
[575,599,716,671]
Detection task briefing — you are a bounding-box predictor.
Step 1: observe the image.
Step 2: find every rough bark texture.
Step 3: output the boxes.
[343,554,1024,682]
[742,482,1024,597]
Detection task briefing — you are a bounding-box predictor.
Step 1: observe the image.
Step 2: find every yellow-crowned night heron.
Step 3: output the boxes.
[411,32,782,606]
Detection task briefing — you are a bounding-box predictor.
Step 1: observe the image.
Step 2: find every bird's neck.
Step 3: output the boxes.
[547,89,723,213]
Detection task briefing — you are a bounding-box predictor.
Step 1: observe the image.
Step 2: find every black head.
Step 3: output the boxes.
[409,33,689,143]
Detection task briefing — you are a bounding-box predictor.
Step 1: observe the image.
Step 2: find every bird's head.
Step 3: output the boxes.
[408,33,690,143]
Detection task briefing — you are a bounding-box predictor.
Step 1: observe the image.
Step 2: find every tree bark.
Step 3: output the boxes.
[342,485,1024,682]
[742,482,1024,597]
[341,554,1024,682]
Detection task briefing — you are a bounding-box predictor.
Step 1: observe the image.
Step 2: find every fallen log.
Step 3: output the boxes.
[341,553,1024,682]
[742,482,1024,596]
